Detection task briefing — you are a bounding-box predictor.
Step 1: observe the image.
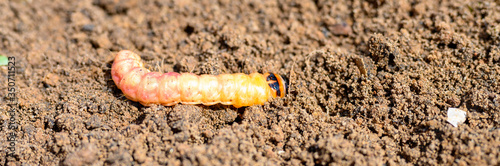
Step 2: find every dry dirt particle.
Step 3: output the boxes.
[63,143,99,166]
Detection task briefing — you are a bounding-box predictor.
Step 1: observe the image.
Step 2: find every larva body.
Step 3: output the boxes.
[111,50,287,108]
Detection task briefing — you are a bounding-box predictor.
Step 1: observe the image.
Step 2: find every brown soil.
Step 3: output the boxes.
[1,0,499,165]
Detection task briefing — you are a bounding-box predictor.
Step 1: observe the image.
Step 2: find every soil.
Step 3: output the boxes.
[0,0,499,165]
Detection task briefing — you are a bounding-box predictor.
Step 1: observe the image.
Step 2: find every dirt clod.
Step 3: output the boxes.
[63,143,99,166]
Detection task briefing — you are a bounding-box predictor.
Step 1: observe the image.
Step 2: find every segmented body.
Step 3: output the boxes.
[111,50,287,108]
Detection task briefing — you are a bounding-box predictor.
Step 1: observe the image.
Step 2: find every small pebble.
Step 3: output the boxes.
[82,24,95,32]
[447,108,466,127]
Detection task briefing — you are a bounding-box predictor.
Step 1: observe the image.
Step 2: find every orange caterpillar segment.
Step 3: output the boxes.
[200,75,220,105]
[158,72,181,106]
[111,50,287,108]
[178,73,203,104]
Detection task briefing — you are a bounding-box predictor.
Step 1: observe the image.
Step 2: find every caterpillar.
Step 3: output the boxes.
[111,50,288,108]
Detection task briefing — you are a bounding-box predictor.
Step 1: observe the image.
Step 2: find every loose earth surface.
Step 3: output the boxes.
[0,0,499,165]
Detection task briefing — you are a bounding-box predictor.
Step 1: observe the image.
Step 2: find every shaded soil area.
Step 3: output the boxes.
[1,0,499,165]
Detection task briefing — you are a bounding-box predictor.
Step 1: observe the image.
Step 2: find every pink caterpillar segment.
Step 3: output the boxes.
[111,50,279,108]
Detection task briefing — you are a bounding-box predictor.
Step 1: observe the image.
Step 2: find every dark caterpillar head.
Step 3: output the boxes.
[266,73,288,98]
